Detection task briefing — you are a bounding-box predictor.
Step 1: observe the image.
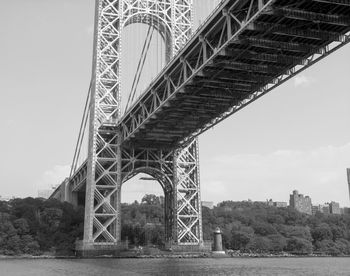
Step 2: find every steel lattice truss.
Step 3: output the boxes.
[119,0,350,148]
[79,0,202,248]
[174,140,202,244]
[121,146,175,242]
[66,0,350,250]
[120,140,201,244]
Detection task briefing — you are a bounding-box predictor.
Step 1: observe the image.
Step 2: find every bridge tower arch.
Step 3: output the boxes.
[82,0,203,254]
[122,164,174,243]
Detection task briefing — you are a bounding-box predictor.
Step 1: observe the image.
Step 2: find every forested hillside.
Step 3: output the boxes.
[203,201,350,255]
[0,196,349,256]
[0,198,83,255]
[121,196,350,255]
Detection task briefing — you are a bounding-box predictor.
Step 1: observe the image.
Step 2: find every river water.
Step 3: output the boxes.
[0,257,349,275]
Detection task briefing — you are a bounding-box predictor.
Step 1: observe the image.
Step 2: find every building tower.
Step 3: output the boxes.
[289,190,312,215]
[80,0,203,255]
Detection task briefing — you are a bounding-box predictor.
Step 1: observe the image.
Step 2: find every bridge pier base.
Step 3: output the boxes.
[75,242,212,257]
[165,241,212,253]
[75,241,128,257]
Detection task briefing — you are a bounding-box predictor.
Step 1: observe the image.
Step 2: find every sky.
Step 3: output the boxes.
[0,0,349,207]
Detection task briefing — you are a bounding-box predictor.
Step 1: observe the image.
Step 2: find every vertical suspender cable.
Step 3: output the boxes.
[125,25,154,112]
[160,15,163,70]
[125,25,152,111]
[132,27,154,102]
[156,5,159,74]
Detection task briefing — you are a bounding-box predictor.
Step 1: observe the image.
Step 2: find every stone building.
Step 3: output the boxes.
[312,205,322,215]
[312,204,330,215]
[312,202,342,215]
[329,201,341,214]
[289,190,312,215]
[266,199,287,208]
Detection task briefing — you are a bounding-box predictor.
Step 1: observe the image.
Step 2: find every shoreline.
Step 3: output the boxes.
[1,253,349,260]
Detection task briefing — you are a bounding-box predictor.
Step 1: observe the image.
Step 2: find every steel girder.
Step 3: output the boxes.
[121,146,175,242]
[120,138,202,244]
[118,0,350,147]
[68,0,350,249]
[70,161,88,193]
[174,139,202,244]
[119,0,278,144]
[82,0,202,248]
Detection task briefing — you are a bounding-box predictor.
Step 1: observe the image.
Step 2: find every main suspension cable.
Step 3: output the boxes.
[69,81,92,178]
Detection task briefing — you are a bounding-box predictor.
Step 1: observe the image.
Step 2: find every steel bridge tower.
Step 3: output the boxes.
[81,0,203,253]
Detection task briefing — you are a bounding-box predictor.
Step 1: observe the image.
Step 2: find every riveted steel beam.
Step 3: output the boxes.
[271,7,350,26]
[312,0,350,5]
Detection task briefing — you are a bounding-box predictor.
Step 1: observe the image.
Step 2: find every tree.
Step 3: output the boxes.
[280,225,312,241]
[246,236,272,252]
[121,194,165,246]
[202,206,216,240]
[330,225,346,241]
[230,231,253,250]
[252,221,277,236]
[13,218,30,236]
[334,239,350,255]
[0,213,19,255]
[286,237,313,254]
[314,239,336,254]
[311,223,333,242]
[0,199,83,256]
[267,234,287,252]
[20,234,40,254]
[141,194,161,205]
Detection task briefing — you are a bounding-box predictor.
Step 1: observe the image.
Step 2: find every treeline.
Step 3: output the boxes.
[203,201,350,255]
[0,195,164,256]
[1,196,350,256]
[121,194,165,246]
[120,197,350,255]
[0,198,83,256]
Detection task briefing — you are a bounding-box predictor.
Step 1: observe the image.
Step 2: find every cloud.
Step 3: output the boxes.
[201,143,350,206]
[294,74,315,87]
[38,165,71,189]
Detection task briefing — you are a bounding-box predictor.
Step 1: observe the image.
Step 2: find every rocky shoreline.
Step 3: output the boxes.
[1,251,349,259]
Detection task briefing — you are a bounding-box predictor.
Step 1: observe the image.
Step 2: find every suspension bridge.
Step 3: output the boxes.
[50,0,350,256]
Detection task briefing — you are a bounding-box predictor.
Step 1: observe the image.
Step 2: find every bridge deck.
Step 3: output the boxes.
[119,0,350,149]
[69,0,350,191]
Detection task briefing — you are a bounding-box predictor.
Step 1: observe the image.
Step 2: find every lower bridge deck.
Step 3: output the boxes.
[119,0,350,149]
